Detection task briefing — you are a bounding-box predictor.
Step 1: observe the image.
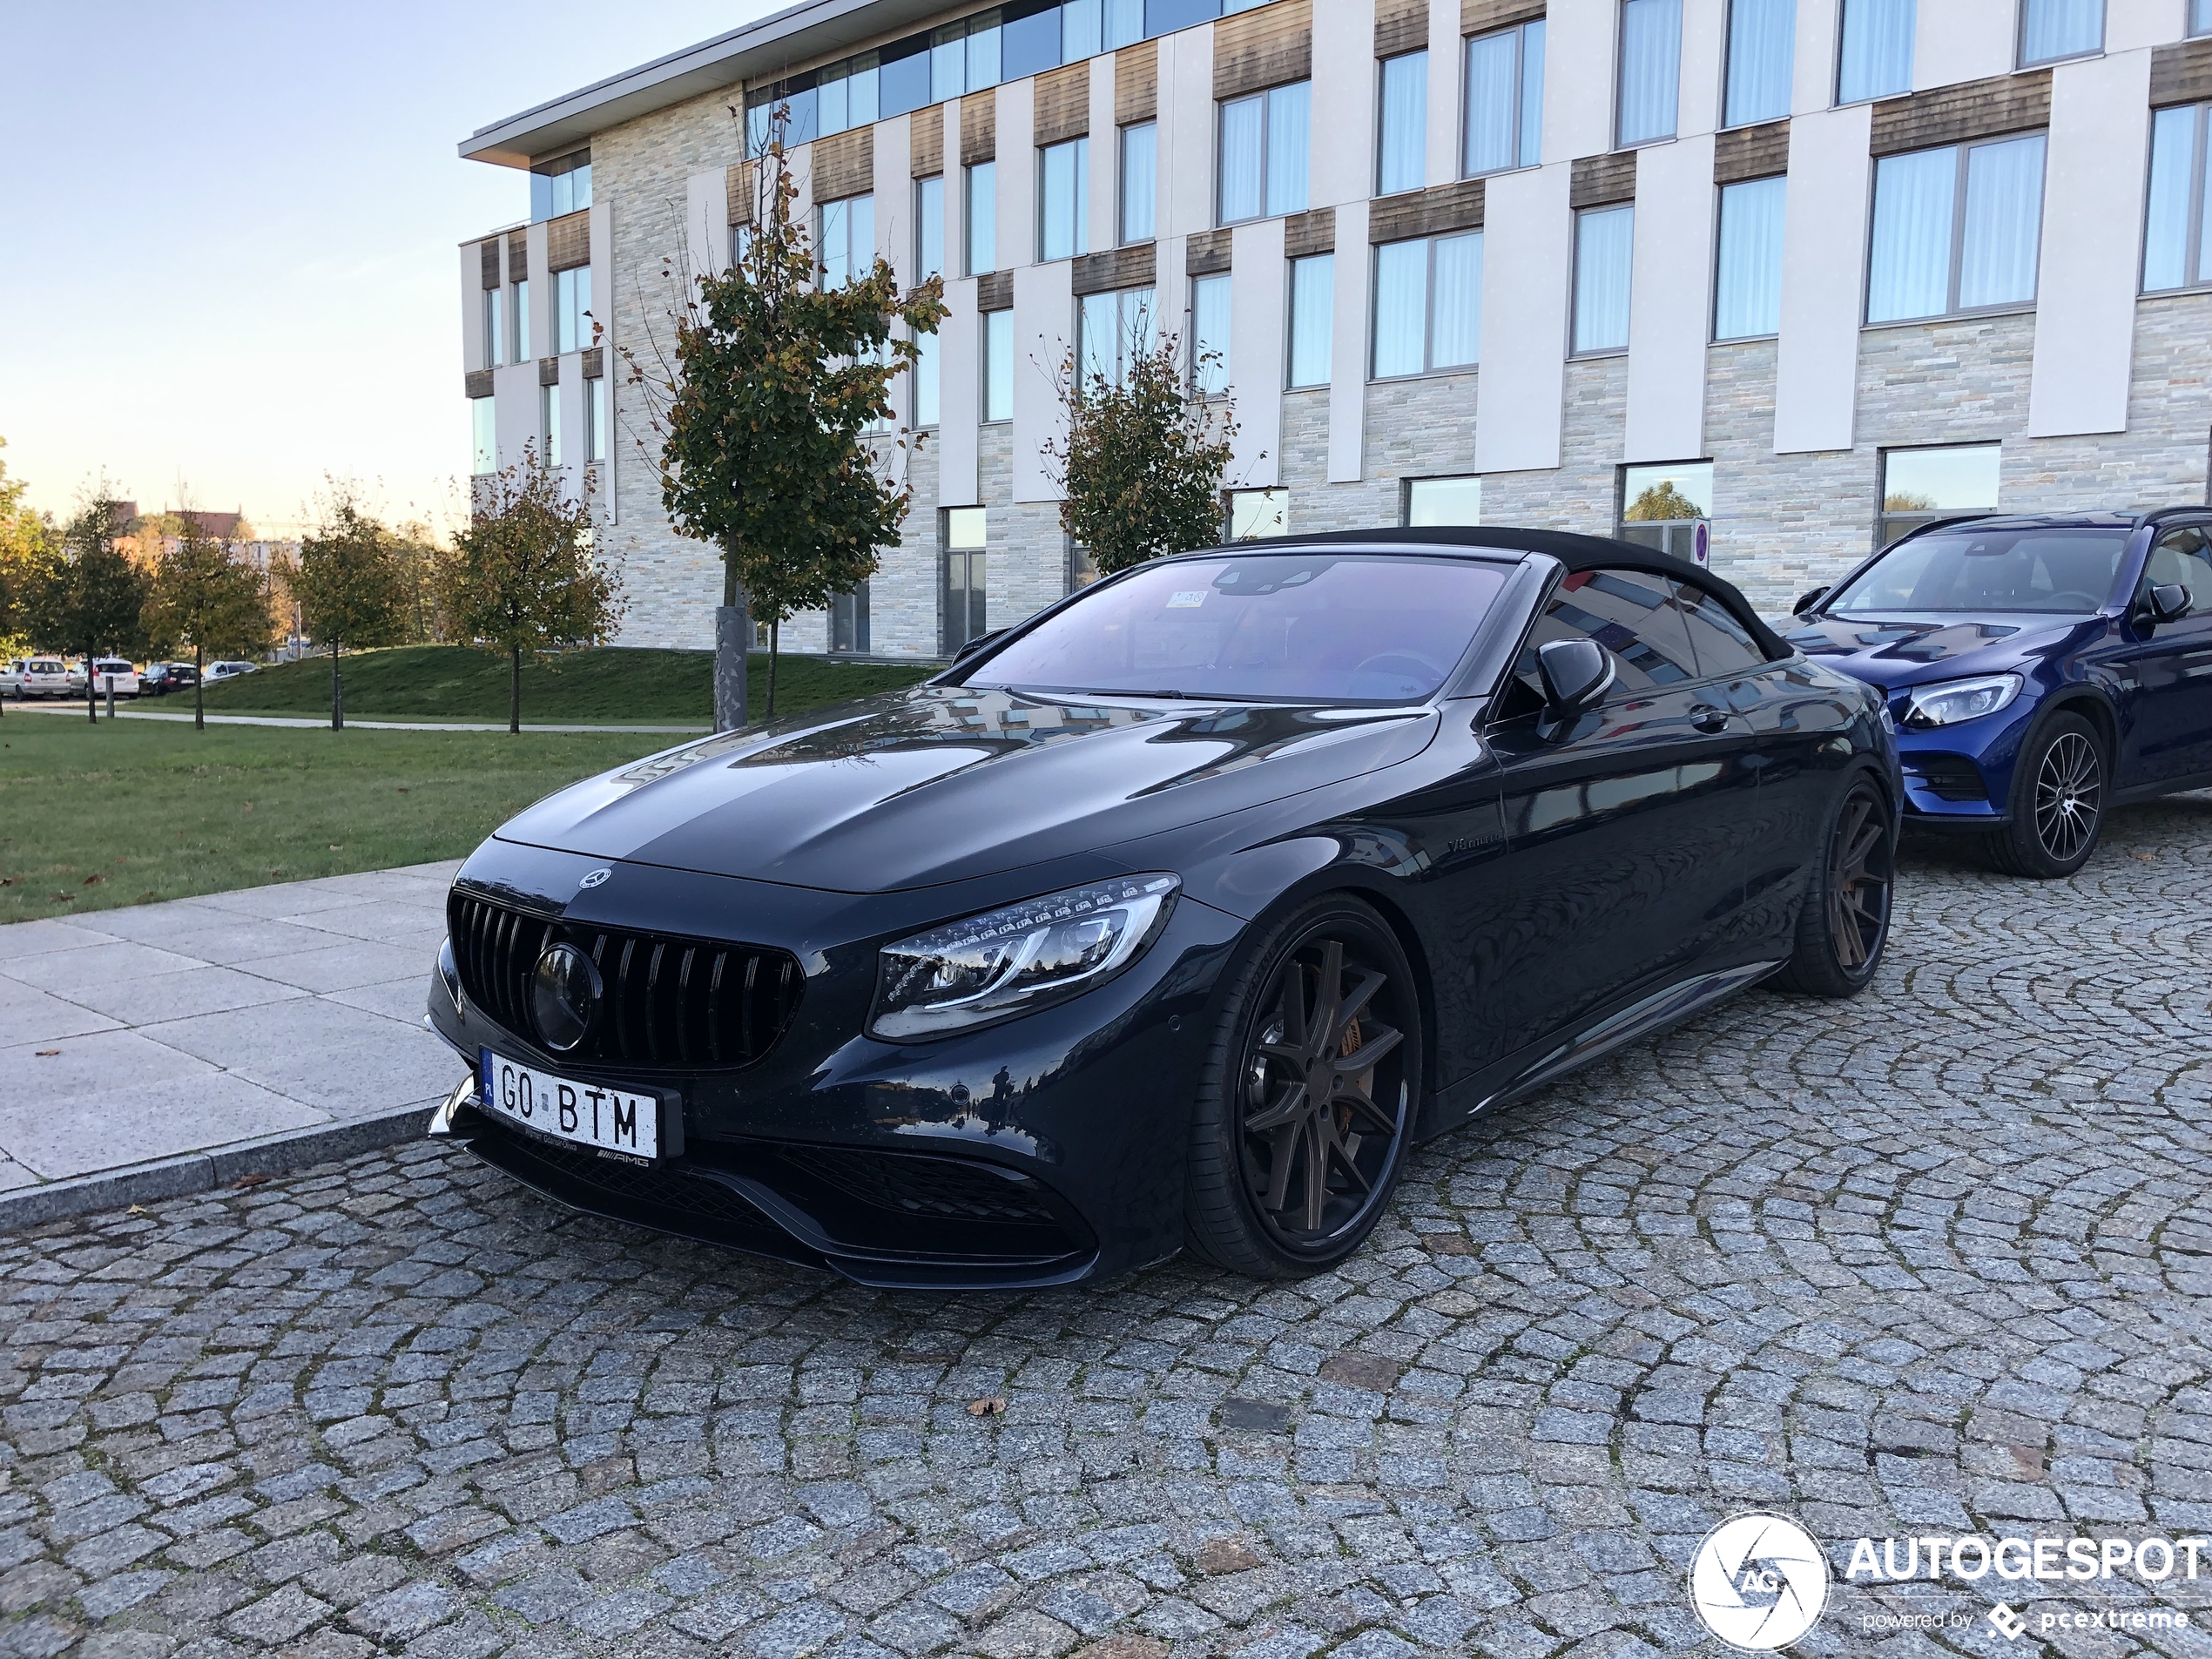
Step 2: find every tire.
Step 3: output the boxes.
[1772,775,1895,998]
[1184,894,1422,1278]
[1980,711,2106,879]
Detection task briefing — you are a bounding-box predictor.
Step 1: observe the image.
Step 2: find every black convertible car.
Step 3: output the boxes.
[426,529,1898,1287]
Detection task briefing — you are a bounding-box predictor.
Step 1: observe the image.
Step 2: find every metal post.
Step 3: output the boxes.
[105,674,116,720]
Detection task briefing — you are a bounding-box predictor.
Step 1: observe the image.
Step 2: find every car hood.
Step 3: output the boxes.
[495,684,1441,893]
[1784,613,2091,690]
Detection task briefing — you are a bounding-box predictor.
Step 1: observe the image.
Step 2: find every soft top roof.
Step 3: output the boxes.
[1204,526,1794,662]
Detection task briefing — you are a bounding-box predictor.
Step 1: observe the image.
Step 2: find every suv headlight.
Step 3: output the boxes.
[1903,672,2022,728]
[869,874,1180,1041]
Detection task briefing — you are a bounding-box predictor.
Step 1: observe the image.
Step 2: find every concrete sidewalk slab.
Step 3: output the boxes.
[0,859,468,1230]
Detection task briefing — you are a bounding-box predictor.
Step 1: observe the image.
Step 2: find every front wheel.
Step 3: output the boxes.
[1184,895,1421,1278]
[1980,711,2106,878]
[1773,776,1895,998]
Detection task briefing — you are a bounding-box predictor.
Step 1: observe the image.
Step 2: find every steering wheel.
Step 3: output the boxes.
[1352,651,1444,684]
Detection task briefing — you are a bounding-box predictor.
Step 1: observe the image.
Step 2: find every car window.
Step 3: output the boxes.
[2143,528,2212,613]
[1511,569,1701,704]
[1676,581,1767,677]
[1830,527,2130,614]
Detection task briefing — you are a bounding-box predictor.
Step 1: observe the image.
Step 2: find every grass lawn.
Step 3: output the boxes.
[0,718,667,926]
[197,644,932,725]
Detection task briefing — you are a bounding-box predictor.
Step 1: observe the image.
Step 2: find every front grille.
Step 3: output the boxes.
[1907,752,1986,802]
[776,1144,1062,1226]
[449,891,801,1069]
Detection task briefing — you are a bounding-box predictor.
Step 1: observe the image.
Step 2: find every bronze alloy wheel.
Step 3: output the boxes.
[2033,728,2102,866]
[1239,934,1410,1251]
[1825,786,1893,973]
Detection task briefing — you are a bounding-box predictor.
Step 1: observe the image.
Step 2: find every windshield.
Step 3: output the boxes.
[1829,528,2129,615]
[969,553,1511,703]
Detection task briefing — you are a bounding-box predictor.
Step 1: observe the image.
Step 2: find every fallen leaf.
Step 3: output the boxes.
[126,1204,151,1217]
[34,1049,59,1057]
[397,787,409,793]
[81,873,102,886]
[967,1397,1007,1417]
[232,1173,271,1190]
[328,844,343,851]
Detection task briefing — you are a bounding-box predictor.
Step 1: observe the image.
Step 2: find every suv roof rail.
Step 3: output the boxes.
[2132,504,2210,531]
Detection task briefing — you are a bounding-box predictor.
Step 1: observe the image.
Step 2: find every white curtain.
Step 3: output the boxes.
[1117,287,1156,381]
[1264,82,1311,218]
[918,175,945,281]
[1463,30,1519,175]
[1838,0,1914,104]
[1430,233,1483,368]
[1217,97,1263,223]
[2020,0,2103,64]
[1080,292,1117,385]
[1372,240,1428,377]
[1573,206,1634,353]
[1378,52,1427,196]
[1866,148,1954,322]
[1518,21,1545,166]
[1288,254,1334,388]
[914,326,940,427]
[1119,122,1156,243]
[986,309,1014,421]
[1040,138,1088,260]
[1714,176,1785,339]
[1192,274,1231,395]
[1958,135,2045,310]
[1617,0,1682,145]
[1724,0,1795,128]
[2143,108,2195,292]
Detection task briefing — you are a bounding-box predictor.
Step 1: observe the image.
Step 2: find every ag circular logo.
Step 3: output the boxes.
[1687,1514,1829,1650]
[577,867,612,890]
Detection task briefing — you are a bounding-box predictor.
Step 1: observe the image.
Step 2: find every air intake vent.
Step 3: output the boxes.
[448,891,802,1069]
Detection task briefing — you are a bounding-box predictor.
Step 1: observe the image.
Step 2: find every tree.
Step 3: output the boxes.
[1624,482,1703,523]
[21,492,148,724]
[390,519,444,644]
[625,116,945,726]
[145,498,273,731]
[291,484,404,730]
[436,451,624,732]
[1049,333,1238,577]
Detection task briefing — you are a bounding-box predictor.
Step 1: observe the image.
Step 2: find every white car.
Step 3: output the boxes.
[68,658,141,697]
[3,659,73,699]
[204,661,259,683]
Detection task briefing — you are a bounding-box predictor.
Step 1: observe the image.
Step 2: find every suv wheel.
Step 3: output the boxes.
[1981,711,2106,879]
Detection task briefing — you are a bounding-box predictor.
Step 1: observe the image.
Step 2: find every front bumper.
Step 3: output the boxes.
[1892,695,2040,828]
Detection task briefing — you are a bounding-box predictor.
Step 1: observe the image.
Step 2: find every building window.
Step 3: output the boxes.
[2019,0,2102,66]
[530,152,591,221]
[984,308,1015,421]
[586,377,606,462]
[1464,21,1544,176]
[1837,0,1914,105]
[1080,287,1155,388]
[1039,137,1089,261]
[1866,135,2047,324]
[1724,0,1796,129]
[917,174,945,280]
[482,290,502,369]
[942,507,988,657]
[1619,462,1714,563]
[819,194,875,287]
[1287,253,1333,388]
[831,583,872,653]
[1714,175,1786,339]
[2195,0,2212,36]
[555,266,592,354]
[1226,488,1288,540]
[2146,103,2212,293]
[967,161,998,275]
[543,385,563,469]
[512,280,530,363]
[1572,206,1635,354]
[1120,122,1157,243]
[1617,0,1683,148]
[1191,273,1231,395]
[470,397,495,475]
[1066,539,1100,593]
[1217,80,1311,225]
[1372,233,1482,377]
[1377,51,1427,197]
[1406,475,1481,526]
[914,326,941,427]
[1878,443,1999,546]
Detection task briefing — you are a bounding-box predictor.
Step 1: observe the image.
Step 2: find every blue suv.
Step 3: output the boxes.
[1785,509,2212,877]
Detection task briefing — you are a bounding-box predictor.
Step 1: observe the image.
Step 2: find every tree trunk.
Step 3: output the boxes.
[713,602,750,732]
[509,645,522,735]
[330,640,343,732]
[193,646,205,732]
[766,620,779,719]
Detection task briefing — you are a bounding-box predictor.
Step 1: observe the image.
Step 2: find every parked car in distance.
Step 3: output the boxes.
[1787,508,2212,878]
[427,529,1900,1289]
[3,659,73,699]
[66,658,141,697]
[204,661,258,684]
[143,663,201,697]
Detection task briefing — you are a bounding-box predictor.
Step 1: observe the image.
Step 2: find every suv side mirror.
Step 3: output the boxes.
[1537,638,1615,718]
[2147,582,2193,624]
[1792,585,1828,616]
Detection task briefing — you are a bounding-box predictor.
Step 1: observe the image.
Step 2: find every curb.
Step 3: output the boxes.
[0,1103,440,1233]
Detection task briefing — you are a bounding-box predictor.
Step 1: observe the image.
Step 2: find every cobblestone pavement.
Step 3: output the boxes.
[4,795,2210,1659]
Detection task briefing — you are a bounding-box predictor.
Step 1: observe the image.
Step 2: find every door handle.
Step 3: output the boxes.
[1689,705,1730,734]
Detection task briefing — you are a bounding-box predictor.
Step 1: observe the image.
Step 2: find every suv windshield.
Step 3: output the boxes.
[1829,527,2130,615]
[969,553,1511,703]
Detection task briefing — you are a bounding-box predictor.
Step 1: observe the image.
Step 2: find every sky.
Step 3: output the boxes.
[0,0,777,539]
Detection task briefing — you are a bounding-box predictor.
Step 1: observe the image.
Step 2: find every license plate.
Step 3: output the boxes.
[478,1050,662,1158]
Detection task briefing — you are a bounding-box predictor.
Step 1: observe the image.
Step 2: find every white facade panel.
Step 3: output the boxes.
[939,279,981,506]
[2108,0,2187,52]
[461,246,487,373]
[1163,26,1216,240]
[1312,0,1377,207]
[1011,258,1072,502]
[590,200,615,522]
[996,82,1036,273]
[1474,161,1573,472]
[2029,51,2152,438]
[1328,199,1372,482]
[1791,0,1842,116]
[942,101,965,278]
[1678,0,1726,138]
[493,363,538,467]
[875,113,913,282]
[1089,57,1117,254]
[1624,132,1716,462]
[1773,103,1872,454]
[1425,0,1460,188]
[683,171,723,287]
[1228,217,1287,488]
[1913,0,2011,92]
[1544,0,1616,161]
[526,222,552,358]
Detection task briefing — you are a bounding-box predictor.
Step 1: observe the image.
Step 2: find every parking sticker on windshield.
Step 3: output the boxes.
[1167,590,1208,608]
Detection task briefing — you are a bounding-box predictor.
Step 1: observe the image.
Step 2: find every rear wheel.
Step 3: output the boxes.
[1773,777,1894,998]
[1185,896,1420,1278]
[1981,711,2105,879]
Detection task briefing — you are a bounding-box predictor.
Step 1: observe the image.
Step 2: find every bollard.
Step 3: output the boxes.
[105,675,116,720]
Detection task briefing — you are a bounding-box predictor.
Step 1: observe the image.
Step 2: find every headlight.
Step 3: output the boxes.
[1903,673,2022,728]
[869,874,1179,1040]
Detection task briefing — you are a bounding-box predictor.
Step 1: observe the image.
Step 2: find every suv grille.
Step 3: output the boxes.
[449,891,801,1069]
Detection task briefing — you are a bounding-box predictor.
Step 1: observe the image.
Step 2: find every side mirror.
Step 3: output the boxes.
[2148,582,2193,624]
[1537,637,1615,718]
[950,628,1006,664]
[1792,585,1828,616]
